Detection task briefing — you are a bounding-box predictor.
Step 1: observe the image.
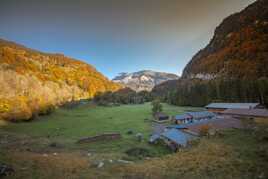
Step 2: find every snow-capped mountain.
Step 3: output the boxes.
[112,70,179,92]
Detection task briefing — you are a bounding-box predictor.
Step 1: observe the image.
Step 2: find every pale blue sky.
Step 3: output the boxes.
[0,0,255,79]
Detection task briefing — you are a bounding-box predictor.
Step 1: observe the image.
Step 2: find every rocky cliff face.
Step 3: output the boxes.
[112,70,179,92]
[0,39,121,121]
[182,0,268,79]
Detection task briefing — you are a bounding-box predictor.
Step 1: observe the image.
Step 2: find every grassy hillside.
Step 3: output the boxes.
[0,39,121,121]
[119,125,268,179]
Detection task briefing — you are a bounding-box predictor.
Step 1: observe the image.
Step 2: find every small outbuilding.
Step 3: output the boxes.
[154,112,169,122]
[172,114,193,124]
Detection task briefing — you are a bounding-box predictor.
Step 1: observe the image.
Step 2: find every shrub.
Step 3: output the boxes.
[199,125,211,137]
[39,105,55,115]
[0,100,10,113]
[151,99,163,114]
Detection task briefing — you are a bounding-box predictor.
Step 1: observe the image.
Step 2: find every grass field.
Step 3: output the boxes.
[0,103,267,179]
[1,103,202,155]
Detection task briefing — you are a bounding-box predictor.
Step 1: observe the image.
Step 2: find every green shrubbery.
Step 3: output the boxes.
[151,99,162,114]
[94,88,152,105]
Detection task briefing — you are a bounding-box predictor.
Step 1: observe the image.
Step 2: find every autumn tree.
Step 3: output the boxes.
[199,125,211,137]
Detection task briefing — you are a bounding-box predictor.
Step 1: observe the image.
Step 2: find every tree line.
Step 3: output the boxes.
[93,88,152,106]
[152,77,268,107]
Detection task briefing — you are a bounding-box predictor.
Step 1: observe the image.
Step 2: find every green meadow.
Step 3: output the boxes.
[1,103,203,155]
[1,103,267,179]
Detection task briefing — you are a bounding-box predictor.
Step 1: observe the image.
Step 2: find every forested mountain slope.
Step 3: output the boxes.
[183,0,268,79]
[0,39,121,121]
[153,0,268,107]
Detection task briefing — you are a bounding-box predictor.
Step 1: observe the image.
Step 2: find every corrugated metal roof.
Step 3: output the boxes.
[154,112,169,118]
[161,129,194,146]
[168,117,243,135]
[186,111,215,119]
[186,117,243,135]
[205,103,259,109]
[174,114,192,120]
[170,118,220,129]
[222,108,268,117]
[167,125,188,129]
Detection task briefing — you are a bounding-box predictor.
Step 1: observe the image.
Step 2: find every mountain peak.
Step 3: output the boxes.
[112,70,179,92]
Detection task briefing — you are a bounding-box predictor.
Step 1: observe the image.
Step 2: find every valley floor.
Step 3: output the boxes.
[0,103,267,179]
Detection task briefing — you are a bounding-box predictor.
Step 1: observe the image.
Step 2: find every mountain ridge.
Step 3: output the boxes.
[112,70,179,92]
[182,0,268,79]
[152,0,268,107]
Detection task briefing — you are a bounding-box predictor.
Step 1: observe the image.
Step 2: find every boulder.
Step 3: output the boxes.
[0,163,14,177]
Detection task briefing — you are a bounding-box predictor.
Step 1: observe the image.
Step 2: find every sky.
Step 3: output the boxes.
[0,0,256,79]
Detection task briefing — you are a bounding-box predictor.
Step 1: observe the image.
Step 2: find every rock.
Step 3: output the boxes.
[97,162,104,168]
[20,167,27,170]
[42,154,48,157]
[117,159,134,164]
[0,163,14,177]
[109,159,113,163]
[91,160,105,168]
[135,133,143,142]
[53,153,58,156]
[258,173,265,179]
[87,153,92,157]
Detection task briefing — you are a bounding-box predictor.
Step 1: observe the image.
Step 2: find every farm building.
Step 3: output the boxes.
[169,117,243,136]
[172,114,193,124]
[172,111,216,124]
[221,108,268,118]
[154,112,169,122]
[186,111,216,122]
[205,103,261,113]
[160,129,195,151]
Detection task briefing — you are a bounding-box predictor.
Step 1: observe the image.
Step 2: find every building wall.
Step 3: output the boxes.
[207,108,226,113]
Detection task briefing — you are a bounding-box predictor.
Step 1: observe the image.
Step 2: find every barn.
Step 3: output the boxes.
[205,103,261,113]
[221,108,268,118]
